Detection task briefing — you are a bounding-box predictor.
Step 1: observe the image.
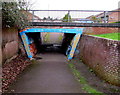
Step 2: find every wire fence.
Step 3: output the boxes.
[27,10,120,23]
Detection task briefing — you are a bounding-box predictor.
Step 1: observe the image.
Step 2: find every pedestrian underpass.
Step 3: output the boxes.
[19,28,83,60]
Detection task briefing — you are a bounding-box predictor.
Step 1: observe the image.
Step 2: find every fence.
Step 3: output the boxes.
[27,10,120,23]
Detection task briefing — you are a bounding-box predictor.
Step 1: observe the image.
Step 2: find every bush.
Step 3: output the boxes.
[2,1,30,29]
[62,13,72,22]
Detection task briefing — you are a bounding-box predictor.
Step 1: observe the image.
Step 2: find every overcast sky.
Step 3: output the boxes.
[28,0,119,10]
[26,0,120,19]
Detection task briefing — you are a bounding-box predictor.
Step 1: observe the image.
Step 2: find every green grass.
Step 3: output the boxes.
[93,33,120,41]
[68,63,86,84]
[68,63,106,95]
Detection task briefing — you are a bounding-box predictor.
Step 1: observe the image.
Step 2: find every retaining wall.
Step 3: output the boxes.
[2,27,19,63]
[0,47,2,65]
[0,11,1,65]
[77,34,120,86]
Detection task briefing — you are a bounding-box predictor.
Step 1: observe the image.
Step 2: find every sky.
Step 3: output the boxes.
[29,0,119,10]
[26,0,120,19]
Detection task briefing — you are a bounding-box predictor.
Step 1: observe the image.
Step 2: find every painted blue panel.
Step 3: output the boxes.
[20,33,33,58]
[67,33,82,60]
[20,28,84,59]
[21,28,83,34]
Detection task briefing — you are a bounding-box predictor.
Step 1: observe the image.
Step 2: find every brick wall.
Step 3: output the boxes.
[2,27,19,63]
[77,35,120,86]
[83,27,118,35]
[109,12,118,23]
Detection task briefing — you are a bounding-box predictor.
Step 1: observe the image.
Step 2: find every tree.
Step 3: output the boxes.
[2,0,30,29]
[43,17,47,20]
[91,16,102,23]
[62,13,72,22]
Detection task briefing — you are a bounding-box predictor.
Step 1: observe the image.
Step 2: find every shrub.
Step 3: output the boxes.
[2,1,30,29]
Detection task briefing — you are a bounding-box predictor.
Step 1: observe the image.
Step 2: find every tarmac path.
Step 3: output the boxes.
[10,53,84,93]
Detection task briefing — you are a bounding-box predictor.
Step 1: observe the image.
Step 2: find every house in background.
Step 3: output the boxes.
[83,9,119,35]
[86,8,120,23]
[21,10,41,22]
[108,8,120,23]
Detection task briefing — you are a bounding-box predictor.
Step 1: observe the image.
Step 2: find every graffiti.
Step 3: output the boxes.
[42,32,50,43]
[20,28,83,59]
[21,34,32,58]
[58,34,64,42]
[67,33,81,60]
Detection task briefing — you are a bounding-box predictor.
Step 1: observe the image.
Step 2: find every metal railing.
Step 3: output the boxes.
[26,10,120,23]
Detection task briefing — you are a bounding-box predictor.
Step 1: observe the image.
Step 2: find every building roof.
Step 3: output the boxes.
[21,10,41,21]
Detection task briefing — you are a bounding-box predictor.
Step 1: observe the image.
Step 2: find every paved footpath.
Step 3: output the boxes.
[10,53,84,93]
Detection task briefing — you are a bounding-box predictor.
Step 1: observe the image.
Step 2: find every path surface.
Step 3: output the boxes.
[10,53,84,93]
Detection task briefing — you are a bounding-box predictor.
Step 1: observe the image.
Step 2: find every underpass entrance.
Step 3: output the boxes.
[19,28,83,60]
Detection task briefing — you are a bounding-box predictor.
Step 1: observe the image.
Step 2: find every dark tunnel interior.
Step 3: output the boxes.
[26,32,75,55]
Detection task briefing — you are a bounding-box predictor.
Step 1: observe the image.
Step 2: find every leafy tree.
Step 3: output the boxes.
[43,17,47,20]
[2,0,30,29]
[91,16,101,23]
[62,13,72,22]
[47,16,53,20]
[48,16,51,20]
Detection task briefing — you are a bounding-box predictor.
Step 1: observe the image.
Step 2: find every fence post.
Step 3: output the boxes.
[104,11,107,23]
[32,10,34,22]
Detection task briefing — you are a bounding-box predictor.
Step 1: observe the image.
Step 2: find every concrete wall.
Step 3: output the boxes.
[2,27,19,63]
[77,34,120,86]
[0,30,2,65]
[0,14,2,65]
[0,47,2,65]
[0,8,1,65]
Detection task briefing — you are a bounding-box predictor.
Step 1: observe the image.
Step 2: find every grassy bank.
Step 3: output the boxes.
[68,63,106,95]
[92,33,120,41]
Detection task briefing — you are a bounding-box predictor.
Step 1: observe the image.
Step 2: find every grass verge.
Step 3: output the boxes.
[68,63,106,95]
[92,33,120,41]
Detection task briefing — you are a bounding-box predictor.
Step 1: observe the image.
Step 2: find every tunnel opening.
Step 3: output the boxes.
[25,32,75,55]
[61,33,75,55]
[19,28,83,60]
[26,32,41,53]
[39,32,64,53]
